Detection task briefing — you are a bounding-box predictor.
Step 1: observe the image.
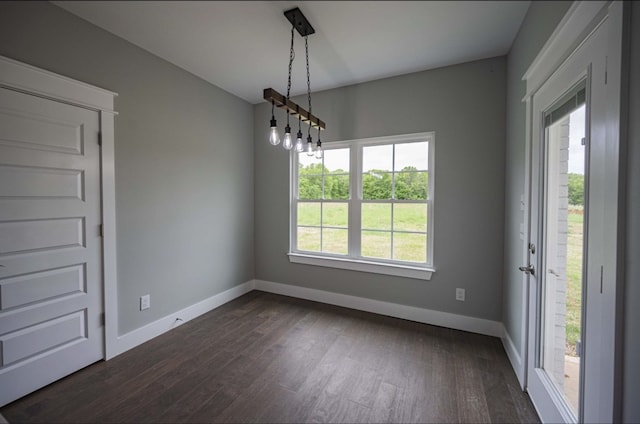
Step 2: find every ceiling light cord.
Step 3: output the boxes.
[305,35,312,140]
[286,24,295,101]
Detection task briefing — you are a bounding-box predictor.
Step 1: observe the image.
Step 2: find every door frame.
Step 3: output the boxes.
[0,55,120,360]
[520,1,628,422]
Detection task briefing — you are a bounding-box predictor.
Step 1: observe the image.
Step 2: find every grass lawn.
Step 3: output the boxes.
[297,202,427,262]
[566,208,583,356]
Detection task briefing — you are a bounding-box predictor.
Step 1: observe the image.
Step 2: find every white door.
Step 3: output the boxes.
[523,11,617,423]
[0,87,104,406]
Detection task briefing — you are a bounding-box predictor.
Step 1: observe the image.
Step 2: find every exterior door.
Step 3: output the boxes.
[0,87,104,406]
[524,10,615,422]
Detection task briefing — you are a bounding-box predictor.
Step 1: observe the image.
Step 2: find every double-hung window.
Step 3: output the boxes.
[290,133,435,280]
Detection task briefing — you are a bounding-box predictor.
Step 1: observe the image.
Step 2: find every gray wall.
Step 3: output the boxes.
[0,1,255,334]
[623,3,640,421]
[502,0,572,351]
[255,57,507,322]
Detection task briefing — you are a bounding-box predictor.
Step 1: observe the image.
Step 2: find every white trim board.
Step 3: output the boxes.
[0,55,117,114]
[111,280,255,357]
[254,279,503,338]
[522,0,609,98]
[501,325,525,388]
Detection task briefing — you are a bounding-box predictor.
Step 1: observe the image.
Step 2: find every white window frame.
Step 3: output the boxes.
[289,132,435,280]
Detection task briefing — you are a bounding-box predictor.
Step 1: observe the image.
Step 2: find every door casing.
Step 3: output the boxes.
[520,1,628,422]
[0,55,119,363]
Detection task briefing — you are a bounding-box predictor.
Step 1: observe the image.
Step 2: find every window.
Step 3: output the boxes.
[290,133,435,280]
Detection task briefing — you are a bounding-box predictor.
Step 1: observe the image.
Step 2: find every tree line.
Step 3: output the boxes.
[299,164,428,200]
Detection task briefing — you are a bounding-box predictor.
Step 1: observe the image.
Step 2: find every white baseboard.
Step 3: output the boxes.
[501,324,525,388]
[111,280,255,358]
[254,279,503,337]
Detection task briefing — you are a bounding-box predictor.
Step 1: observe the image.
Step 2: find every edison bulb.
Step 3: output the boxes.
[295,132,304,153]
[269,126,280,146]
[282,132,293,150]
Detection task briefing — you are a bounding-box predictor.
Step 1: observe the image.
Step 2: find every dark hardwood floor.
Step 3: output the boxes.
[1,291,539,423]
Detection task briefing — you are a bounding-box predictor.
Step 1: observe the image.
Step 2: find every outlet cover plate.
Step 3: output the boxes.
[140,294,150,311]
[456,288,465,301]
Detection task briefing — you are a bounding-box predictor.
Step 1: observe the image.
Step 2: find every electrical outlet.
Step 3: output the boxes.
[456,288,465,301]
[140,294,150,311]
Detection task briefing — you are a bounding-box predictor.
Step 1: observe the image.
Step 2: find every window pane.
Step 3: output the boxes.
[324,148,350,173]
[394,171,428,200]
[298,202,321,226]
[362,171,392,200]
[363,144,392,172]
[393,233,427,263]
[323,228,348,255]
[362,204,391,230]
[298,175,323,200]
[324,174,349,200]
[299,153,321,169]
[323,203,348,228]
[361,231,391,259]
[298,227,321,252]
[394,204,427,232]
[395,142,428,171]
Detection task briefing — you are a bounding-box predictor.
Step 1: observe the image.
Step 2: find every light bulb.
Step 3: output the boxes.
[315,144,323,159]
[269,124,280,146]
[282,125,293,150]
[295,130,304,153]
[306,135,314,156]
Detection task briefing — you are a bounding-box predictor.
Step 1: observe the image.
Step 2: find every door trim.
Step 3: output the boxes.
[0,55,120,360]
[520,1,628,422]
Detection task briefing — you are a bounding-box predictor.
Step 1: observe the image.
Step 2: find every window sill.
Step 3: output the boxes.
[288,253,434,280]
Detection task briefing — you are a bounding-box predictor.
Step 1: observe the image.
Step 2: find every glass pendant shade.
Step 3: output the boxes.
[269,118,280,146]
[282,125,293,150]
[315,140,323,159]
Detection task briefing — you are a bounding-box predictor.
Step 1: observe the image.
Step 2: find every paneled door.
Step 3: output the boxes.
[0,87,104,406]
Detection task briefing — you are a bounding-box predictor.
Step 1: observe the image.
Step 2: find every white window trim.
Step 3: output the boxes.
[289,132,435,280]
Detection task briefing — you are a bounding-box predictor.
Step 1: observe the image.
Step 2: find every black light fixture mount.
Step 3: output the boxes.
[284,7,315,37]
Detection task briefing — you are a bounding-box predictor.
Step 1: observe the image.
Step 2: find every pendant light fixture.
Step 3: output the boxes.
[264,7,325,158]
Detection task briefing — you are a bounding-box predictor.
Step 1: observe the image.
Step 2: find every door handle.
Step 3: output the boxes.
[519,264,535,276]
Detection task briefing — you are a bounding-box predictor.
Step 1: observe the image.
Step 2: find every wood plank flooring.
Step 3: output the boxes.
[1,291,539,423]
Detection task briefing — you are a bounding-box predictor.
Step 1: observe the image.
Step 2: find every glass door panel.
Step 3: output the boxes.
[541,103,586,417]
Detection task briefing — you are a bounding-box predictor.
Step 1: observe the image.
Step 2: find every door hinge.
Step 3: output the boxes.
[100,312,105,326]
[98,132,103,146]
[99,224,104,237]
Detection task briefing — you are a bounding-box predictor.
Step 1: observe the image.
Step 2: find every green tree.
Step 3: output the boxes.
[298,163,349,199]
[298,163,323,199]
[395,166,428,200]
[363,170,392,199]
[568,173,584,206]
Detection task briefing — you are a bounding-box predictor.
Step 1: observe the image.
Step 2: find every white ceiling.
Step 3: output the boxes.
[53,1,530,104]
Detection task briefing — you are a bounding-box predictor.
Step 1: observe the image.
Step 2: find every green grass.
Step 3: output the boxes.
[566,208,583,356]
[297,202,427,262]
